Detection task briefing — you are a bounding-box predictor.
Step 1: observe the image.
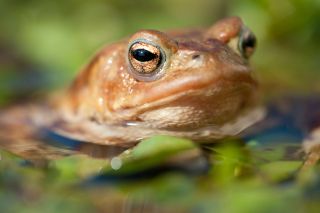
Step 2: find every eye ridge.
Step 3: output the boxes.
[132,48,158,62]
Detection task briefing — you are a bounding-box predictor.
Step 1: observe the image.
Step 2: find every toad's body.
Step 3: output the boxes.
[0,17,263,156]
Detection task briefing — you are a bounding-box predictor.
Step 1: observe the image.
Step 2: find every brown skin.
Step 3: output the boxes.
[67,17,255,118]
[52,17,261,145]
[1,17,263,149]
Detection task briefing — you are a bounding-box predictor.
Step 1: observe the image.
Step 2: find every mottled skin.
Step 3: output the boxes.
[0,17,264,160]
[51,16,262,145]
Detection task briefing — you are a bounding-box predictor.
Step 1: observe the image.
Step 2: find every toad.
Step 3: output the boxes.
[0,17,263,155]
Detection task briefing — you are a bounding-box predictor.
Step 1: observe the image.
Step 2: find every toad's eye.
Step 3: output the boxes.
[132,49,158,62]
[128,40,166,81]
[238,27,256,58]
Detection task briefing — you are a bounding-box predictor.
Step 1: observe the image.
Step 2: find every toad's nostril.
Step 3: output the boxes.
[192,54,200,60]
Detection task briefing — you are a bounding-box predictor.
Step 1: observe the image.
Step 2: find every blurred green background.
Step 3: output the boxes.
[1,0,320,212]
[0,0,319,101]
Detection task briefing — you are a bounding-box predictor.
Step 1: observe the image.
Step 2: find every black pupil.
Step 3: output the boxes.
[242,34,256,49]
[132,49,157,62]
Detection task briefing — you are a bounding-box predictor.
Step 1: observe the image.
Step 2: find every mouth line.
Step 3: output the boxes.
[133,70,257,106]
[117,76,256,119]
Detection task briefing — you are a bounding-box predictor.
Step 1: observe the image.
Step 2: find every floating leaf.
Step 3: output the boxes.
[260,161,302,182]
[50,155,108,182]
[101,135,203,176]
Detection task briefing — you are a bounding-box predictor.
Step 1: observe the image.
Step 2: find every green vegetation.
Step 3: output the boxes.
[0,136,319,213]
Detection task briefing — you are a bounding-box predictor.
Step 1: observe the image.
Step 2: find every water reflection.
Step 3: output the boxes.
[43,129,127,159]
[0,126,127,165]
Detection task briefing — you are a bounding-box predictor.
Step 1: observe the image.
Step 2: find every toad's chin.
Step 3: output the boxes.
[123,78,258,131]
[50,104,264,146]
[115,103,265,143]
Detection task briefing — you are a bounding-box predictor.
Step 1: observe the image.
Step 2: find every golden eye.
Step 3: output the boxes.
[238,27,256,58]
[128,40,166,81]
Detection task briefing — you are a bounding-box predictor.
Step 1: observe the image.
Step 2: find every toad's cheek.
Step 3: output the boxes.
[105,64,255,112]
[138,80,256,129]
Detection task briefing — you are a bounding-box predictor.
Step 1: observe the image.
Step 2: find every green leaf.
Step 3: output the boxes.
[103,135,199,175]
[260,161,302,182]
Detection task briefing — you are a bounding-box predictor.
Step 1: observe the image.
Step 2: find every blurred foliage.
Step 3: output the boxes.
[1,0,320,212]
[0,0,224,87]
[229,0,320,95]
[0,136,319,213]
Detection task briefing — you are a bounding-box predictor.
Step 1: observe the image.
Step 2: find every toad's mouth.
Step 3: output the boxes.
[114,71,257,121]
